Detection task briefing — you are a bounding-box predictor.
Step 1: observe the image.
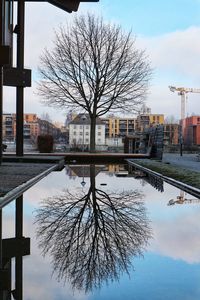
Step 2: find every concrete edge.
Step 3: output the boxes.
[126,159,200,199]
[0,164,60,209]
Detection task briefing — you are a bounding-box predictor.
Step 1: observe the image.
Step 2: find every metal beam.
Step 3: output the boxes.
[3,68,31,87]
[16,0,25,157]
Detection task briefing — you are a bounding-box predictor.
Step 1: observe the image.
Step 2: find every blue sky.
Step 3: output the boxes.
[97,0,200,35]
[4,0,200,122]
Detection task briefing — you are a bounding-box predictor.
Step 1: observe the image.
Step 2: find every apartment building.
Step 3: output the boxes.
[3,113,61,142]
[136,114,164,132]
[69,114,105,149]
[183,116,200,145]
[102,117,137,138]
[3,113,14,141]
[164,124,179,145]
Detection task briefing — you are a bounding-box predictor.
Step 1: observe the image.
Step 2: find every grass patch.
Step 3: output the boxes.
[133,159,200,189]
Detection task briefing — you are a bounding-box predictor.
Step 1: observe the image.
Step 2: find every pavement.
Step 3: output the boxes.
[162,153,200,173]
[0,155,65,208]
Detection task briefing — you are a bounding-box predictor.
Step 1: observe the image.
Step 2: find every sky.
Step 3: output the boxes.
[4,0,200,123]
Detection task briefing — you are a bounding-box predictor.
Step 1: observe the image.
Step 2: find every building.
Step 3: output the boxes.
[164,124,179,145]
[137,114,164,132]
[69,114,105,150]
[37,119,61,141]
[102,117,137,138]
[3,113,61,143]
[183,116,200,146]
[3,113,15,141]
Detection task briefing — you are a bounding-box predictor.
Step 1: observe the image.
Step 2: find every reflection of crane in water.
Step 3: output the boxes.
[168,190,200,206]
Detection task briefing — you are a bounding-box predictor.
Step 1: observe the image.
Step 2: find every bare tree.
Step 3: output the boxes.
[35,165,151,292]
[38,14,151,152]
[164,115,179,124]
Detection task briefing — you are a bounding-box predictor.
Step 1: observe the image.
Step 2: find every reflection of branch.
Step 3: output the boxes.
[35,167,151,292]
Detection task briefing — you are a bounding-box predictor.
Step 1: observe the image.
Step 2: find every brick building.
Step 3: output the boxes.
[183,116,200,146]
[164,124,179,145]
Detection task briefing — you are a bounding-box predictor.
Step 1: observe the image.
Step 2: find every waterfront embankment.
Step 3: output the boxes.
[127,153,200,191]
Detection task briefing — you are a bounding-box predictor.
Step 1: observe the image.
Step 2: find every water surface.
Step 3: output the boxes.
[3,164,200,300]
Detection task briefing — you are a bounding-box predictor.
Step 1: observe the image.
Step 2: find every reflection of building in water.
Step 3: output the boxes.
[107,164,127,175]
[127,164,164,192]
[168,191,200,206]
[65,165,104,178]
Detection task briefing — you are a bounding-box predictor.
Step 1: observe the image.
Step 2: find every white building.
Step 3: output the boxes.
[69,114,105,150]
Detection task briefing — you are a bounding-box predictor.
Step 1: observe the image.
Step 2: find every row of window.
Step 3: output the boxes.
[73,125,103,130]
[76,138,102,143]
[73,131,102,136]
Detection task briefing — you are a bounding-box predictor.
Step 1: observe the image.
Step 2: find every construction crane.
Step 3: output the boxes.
[169,86,200,120]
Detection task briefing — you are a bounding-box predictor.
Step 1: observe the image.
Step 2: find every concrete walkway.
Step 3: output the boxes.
[162,153,200,173]
[0,155,65,208]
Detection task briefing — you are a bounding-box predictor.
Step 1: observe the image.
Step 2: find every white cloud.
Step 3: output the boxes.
[137,26,200,118]
[6,5,200,122]
[149,209,200,264]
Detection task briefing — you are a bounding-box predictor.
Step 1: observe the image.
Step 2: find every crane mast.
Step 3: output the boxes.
[169,86,200,120]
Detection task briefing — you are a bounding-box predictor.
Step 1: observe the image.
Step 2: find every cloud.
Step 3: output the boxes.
[6,5,200,122]
[149,209,200,264]
[137,26,200,117]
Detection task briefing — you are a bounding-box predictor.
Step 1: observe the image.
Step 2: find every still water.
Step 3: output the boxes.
[3,164,200,300]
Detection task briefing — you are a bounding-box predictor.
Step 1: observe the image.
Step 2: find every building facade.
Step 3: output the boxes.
[3,113,61,142]
[3,113,15,141]
[136,114,164,132]
[164,124,179,145]
[69,114,105,149]
[102,117,137,138]
[183,116,200,145]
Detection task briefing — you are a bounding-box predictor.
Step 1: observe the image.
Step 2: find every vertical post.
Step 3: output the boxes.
[0,0,4,165]
[0,67,3,165]
[15,195,23,300]
[179,124,183,157]
[16,0,25,156]
[0,209,3,300]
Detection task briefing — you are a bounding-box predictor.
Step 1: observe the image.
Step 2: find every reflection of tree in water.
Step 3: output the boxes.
[35,165,151,292]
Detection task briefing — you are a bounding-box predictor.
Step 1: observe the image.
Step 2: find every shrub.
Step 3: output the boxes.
[37,135,54,153]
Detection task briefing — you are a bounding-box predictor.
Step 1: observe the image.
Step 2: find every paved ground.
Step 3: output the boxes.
[0,162,55,197]
[162,153,200,173]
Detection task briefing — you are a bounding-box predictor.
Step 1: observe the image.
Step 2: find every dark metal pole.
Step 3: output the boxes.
[15,195,23,300]
[0,0,3,165]
[0,209,3,299]
[16,0,25,156]
[0,67,3,165]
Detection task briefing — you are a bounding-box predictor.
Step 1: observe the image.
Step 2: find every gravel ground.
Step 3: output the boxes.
[162,153,200,173]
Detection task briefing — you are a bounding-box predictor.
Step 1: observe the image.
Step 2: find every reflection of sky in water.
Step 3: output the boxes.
[3,165,200,300]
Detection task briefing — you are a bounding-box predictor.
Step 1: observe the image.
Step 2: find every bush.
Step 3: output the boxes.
[37,135,54,153]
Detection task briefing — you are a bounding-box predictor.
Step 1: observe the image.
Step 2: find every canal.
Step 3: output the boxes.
[2,164,200,299]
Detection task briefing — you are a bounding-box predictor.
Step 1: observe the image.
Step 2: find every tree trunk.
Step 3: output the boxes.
[90,116,96,153]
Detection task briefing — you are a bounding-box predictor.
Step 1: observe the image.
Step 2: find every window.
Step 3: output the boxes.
[80,132,83,136]
[98,125,101,129]
[73,125,76,129]
[85,138,89,143]
[73,131,76,135]
[98,132,101,136]
[80,125,83,129]
[86,125,89,129]
[86,132,89,136]
[98,138,101,142]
